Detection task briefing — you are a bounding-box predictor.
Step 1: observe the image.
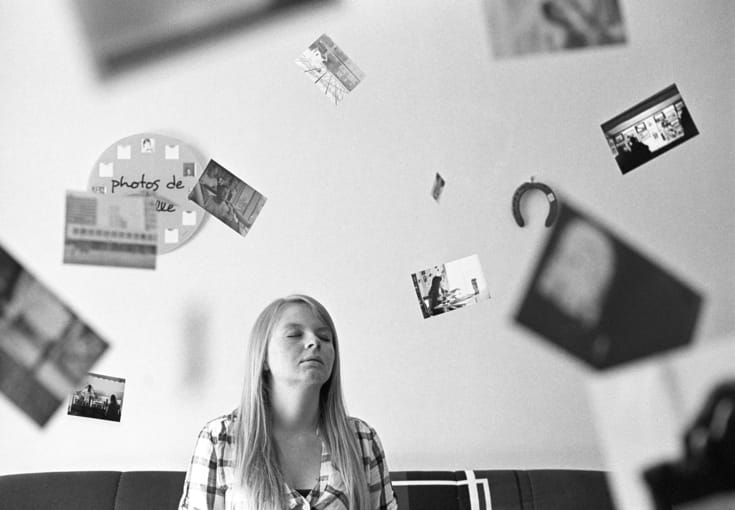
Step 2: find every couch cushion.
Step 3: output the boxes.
[391,471,461,509]
[115,471,186,510]
[0,471,121,510]
[515,470,615,510]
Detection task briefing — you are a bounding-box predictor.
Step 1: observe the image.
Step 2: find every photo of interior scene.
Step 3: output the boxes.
[68,372,125,423]
[412,255,490,319]
[602,84,699,174]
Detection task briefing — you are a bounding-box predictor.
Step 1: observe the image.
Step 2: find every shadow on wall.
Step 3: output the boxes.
[181,301,210,391]
[73,0,337,77]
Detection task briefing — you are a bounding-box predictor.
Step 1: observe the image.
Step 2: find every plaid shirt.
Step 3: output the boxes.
[178,411,398,510]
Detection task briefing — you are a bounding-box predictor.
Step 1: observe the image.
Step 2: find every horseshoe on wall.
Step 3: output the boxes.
[512,178,559,228]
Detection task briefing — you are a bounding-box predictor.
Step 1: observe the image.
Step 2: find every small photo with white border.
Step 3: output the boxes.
[67,372,125,423]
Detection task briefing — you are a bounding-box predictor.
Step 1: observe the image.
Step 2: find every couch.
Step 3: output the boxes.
[0,469,615,509]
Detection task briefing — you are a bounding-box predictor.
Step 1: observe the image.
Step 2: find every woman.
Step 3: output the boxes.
[178,295,398,510]
[105,394,121,422]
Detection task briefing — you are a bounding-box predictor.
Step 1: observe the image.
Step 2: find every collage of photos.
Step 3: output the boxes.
[411,254,491,319]
[188,159,267,237]
[295,33,365,104]
[484,0,627,58]
[68,372,125,423]
[0,244,109,426]
[602,84,699,174]
[515,201,702,369]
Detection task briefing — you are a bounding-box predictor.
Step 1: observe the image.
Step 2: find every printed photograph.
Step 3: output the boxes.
[484,0,626,58]
[431,173,446,202]
[182,162,196,178]
[295,34,365,104]
[602,84,699,174]
[68,372,125,423]
[188,159,267,237]
[0,243,109,426]
[63,191,158,269]
[411,254,491,319]
[588,341,735,510]
[140,137,155,153]
[515,200,702,369]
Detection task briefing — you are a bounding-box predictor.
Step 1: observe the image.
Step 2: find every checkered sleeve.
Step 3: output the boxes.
[178,423,227,510]
[352,418,399,510]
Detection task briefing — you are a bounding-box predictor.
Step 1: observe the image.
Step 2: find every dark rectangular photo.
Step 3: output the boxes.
[188,159,267,237]
[601,84,699,174]
[68,372,125,422]
[514,200,702,369]
[0,243,109,426]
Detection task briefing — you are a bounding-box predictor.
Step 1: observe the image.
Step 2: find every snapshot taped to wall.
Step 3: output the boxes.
[484,0,627,58]
[0,244,109,426]
[68,372,125,423]
[431,173,446,202]
[411,254,491,319]
[63,191,158,269]
[602,84,699,175]
[514,199,702,369]
[588,341,735,510]
[295,33,365,104]
[188,160,267,237]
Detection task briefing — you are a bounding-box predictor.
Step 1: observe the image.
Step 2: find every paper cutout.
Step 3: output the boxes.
[67,372,125,423]
[182,210,196,226]
[188,159,267,237]
[88,133,206,255]
[116,144,131,159]
[165,144,179,160]
[164,228,179,244]
[98,162,114,177]
[411,255,491,319]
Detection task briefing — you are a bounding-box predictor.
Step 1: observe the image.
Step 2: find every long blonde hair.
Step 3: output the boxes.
[232,295,369,509]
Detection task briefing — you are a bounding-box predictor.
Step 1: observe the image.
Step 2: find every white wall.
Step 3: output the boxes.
[0,0,733,475]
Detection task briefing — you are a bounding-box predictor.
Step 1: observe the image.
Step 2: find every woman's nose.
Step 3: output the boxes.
[305,333,321,350]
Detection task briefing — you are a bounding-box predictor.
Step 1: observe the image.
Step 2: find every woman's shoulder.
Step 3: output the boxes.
[197,409,238,441]
[347,416,380,438]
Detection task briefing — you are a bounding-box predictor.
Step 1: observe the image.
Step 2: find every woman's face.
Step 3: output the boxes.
[266,303,335,389]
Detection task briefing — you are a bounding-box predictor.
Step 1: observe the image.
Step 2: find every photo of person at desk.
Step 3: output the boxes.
[414,255,491,319]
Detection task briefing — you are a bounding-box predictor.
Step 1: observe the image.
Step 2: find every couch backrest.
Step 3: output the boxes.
[0,469,615,510]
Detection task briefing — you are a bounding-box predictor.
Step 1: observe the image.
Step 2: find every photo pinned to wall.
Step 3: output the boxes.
[588,341,735,510]
[411,254,491,319]
[514,200,702,370]
[68,372,125,422]
[431,173,446,202]
[0,243,109,426]
[484,0,626,58]
[295,34,365,105]
[87,133,207,254]
[188,159,267,237]
[63,191,158,270]
[602,84,699,174]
